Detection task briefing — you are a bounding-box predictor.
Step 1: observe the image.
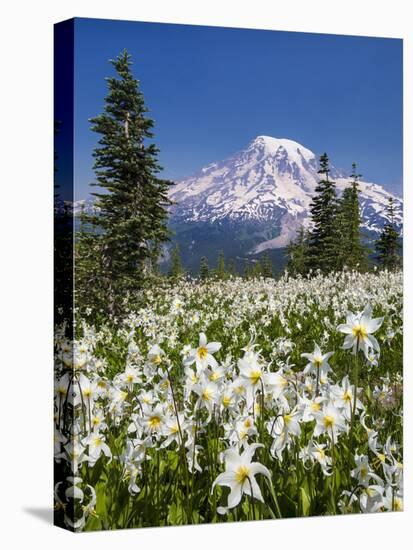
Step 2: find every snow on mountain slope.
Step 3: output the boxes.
[169,135,402,253]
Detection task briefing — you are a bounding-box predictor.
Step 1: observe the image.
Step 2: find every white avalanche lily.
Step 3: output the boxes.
[337,304,384,358]
[314,402,346,440]
[147,344,165,367]
[238,350,264,387]
[212,443,271,511]
[84,430,112,465]
[193,378,218,414]
[184,332,221,372]
[331,376,363,421]
[301,344,333,376]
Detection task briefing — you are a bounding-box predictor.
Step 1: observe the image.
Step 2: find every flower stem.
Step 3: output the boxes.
[351,352,359,436]
[266,477,282,519]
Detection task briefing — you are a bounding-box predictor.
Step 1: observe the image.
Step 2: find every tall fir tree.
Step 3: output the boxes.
[199,256,210,280]
[336,163,369,271]
[168,244,184,278]
[308,153,339,273]
[78,50,172,315]
[375,197,401,270]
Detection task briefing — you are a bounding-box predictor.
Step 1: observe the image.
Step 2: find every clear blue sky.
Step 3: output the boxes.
[73,17,402,199]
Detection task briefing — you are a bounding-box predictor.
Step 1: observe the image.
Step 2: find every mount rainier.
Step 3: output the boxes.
[168,135,402,271]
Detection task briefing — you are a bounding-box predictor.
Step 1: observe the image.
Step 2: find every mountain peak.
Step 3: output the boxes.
[248,135,316,164]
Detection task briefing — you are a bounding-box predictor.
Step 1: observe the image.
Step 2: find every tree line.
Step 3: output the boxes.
[169,247,274,280]
[286,154,401,277]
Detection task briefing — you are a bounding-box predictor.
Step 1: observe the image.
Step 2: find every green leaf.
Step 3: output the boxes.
[300,486,311,516]
[167,502,184,525]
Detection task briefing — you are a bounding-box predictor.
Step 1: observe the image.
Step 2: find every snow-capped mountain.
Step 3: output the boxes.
[169,135,402,255]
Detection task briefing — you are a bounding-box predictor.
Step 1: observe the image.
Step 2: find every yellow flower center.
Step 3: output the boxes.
[343,391,352,402]
[197,347,208,360]
[284,414,292,425]
[314,357,323,367]
[352,324,368,339]
[223,395,231,407]
[202,388,212,401]
[317,448,325,459]
[249,370,262,385]
[210,371,219,382]
[151,354,162,365]
[149,416,161,429]
[235,465,250,483]
[127,374,134,383]
[323,415,335,429]
[311,402,321,412]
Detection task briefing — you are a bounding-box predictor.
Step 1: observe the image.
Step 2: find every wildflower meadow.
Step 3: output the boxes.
[54,269,403,530]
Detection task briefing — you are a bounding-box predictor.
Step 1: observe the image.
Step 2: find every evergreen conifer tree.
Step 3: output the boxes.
[79,50,172,315]
[336,163,369,271]
[308,153,339,273]
[375,197,401,269]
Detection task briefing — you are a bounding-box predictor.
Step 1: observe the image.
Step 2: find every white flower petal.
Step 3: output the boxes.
[227,483,243,509]
[212,471,236,491]
[249,462,271,481]
[337,323,352,335]
[206,342,221,353]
